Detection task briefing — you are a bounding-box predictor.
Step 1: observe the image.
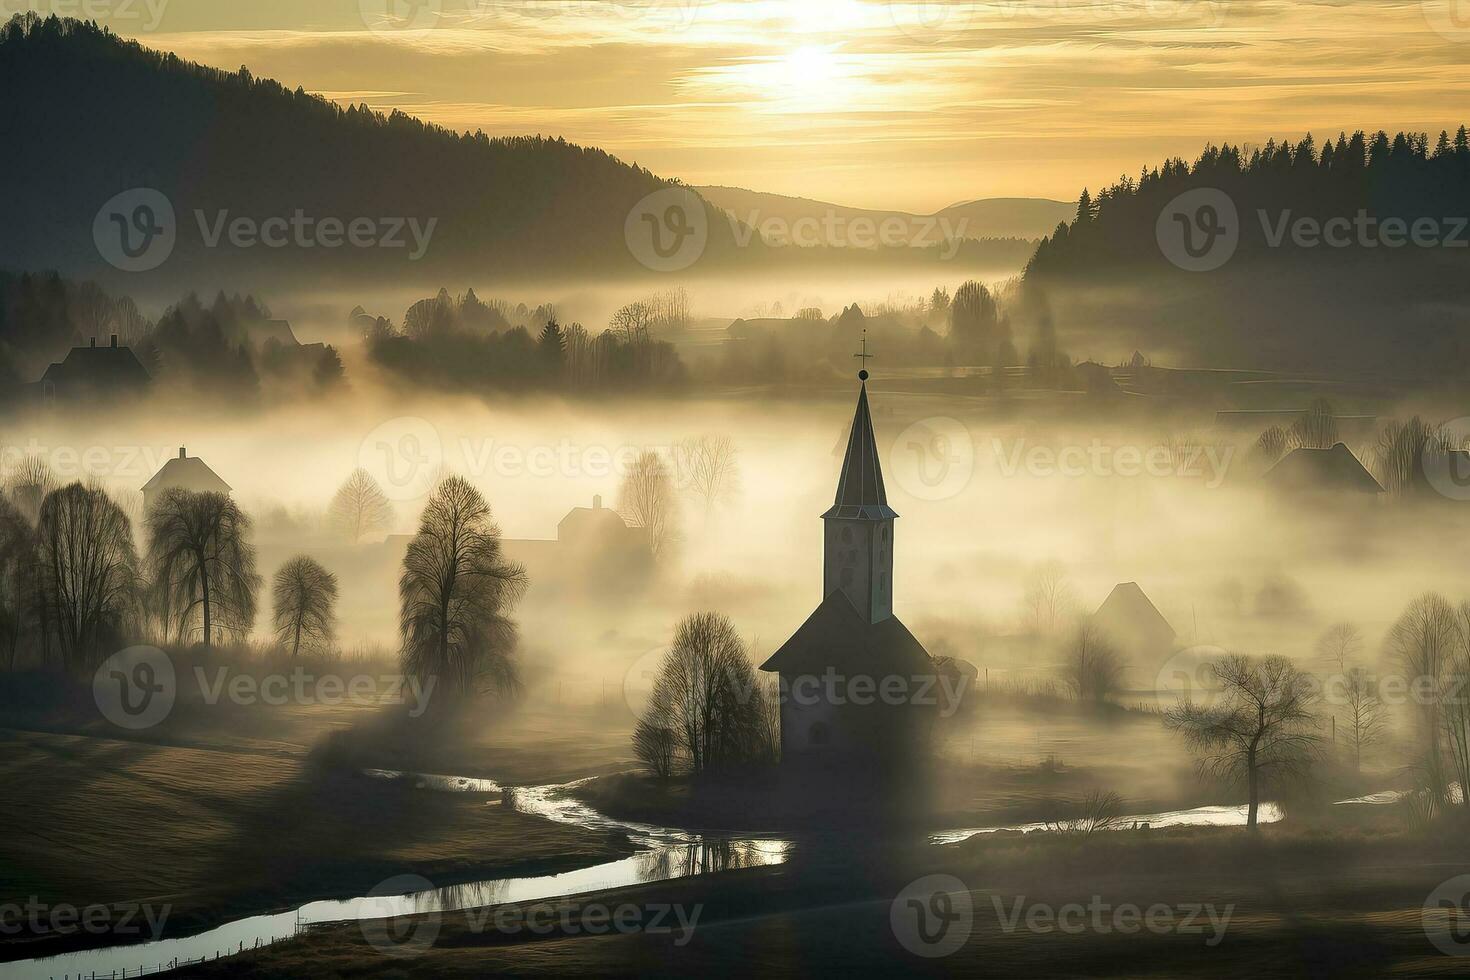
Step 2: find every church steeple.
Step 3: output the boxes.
[822,357,898,623]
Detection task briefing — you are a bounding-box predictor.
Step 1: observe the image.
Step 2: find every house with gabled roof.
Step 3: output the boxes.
[36,335,150,405]
[141,448,232,514]
[1264,443,1383,495]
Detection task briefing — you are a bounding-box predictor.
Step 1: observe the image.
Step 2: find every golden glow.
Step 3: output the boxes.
[127,1,1470,210]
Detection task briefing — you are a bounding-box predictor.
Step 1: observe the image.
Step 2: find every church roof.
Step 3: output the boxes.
[760,590,931,675]
[822,383,898,520]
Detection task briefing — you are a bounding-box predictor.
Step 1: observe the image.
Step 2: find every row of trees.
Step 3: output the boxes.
[0,469,529,701]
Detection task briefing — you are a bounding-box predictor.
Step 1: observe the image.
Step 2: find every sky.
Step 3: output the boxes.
[78,0,1470,212]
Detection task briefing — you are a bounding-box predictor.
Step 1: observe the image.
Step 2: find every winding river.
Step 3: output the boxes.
[0,770,1336,980]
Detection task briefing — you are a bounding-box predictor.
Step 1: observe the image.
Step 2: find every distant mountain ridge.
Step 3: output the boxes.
[0,15,1039,290]
[695,187,1075,243]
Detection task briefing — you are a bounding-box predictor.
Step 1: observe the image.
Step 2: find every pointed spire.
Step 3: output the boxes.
[823,382,898,520]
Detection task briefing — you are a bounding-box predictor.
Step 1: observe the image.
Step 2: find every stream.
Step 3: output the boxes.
[0,771,1376,980]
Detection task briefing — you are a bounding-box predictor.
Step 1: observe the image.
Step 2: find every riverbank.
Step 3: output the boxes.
[175,820,1470,978]
[0,719,637,964]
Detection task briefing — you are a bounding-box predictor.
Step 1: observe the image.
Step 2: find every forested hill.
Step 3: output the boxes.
[1027,128,1470,278]
[1017,130,1470,380]
[0,15,766,285]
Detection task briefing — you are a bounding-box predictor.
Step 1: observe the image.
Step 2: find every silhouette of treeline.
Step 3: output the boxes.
[0,15,760,282]
[0,269,342,403]
[1017,128,1470,378]
[1029,127,1470,275]
[0,15,1008,286]
[362,288,685,393]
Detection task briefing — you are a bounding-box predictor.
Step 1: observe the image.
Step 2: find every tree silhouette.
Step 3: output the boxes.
[618,450,677,559]
[272,556,338,658]
[0,495,37,670]
[328,468,394,544]
[1166,653,1318,829]
[399,476,527,699]
[36,482,138,673]
[145,489,259,647]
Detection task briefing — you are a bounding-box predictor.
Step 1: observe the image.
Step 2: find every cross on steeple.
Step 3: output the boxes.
[853,329,874,380]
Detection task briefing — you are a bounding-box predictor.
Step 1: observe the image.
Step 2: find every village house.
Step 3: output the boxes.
[141,447,232,513]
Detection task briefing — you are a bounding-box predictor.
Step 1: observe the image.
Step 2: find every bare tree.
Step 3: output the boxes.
[37,483,139,673]
[1340,666,1387,772]
[272,556,339,658]
[610,301,655,344]
[618,450,677,559]
[146,489,260,647]
[328,468,395,544]
[674,435,741,517]
[0,496,37,670]
[1021,560,1074,634]
[1314,622,1363,674]
[1064,622,1125,704]
[1166,653,1319,829]
[1291,398,1339,450]
[1042,789,1124,838]
[399,476,527,699]
[1252,425,1292,470]
[6,453,55,525]
[1374,417,1449,496]
[638,612,772,775]
[1388,592,1459,806]
[632,719,678,778]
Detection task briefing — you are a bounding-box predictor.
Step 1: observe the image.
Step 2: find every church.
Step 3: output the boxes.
[760,369,936,776]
